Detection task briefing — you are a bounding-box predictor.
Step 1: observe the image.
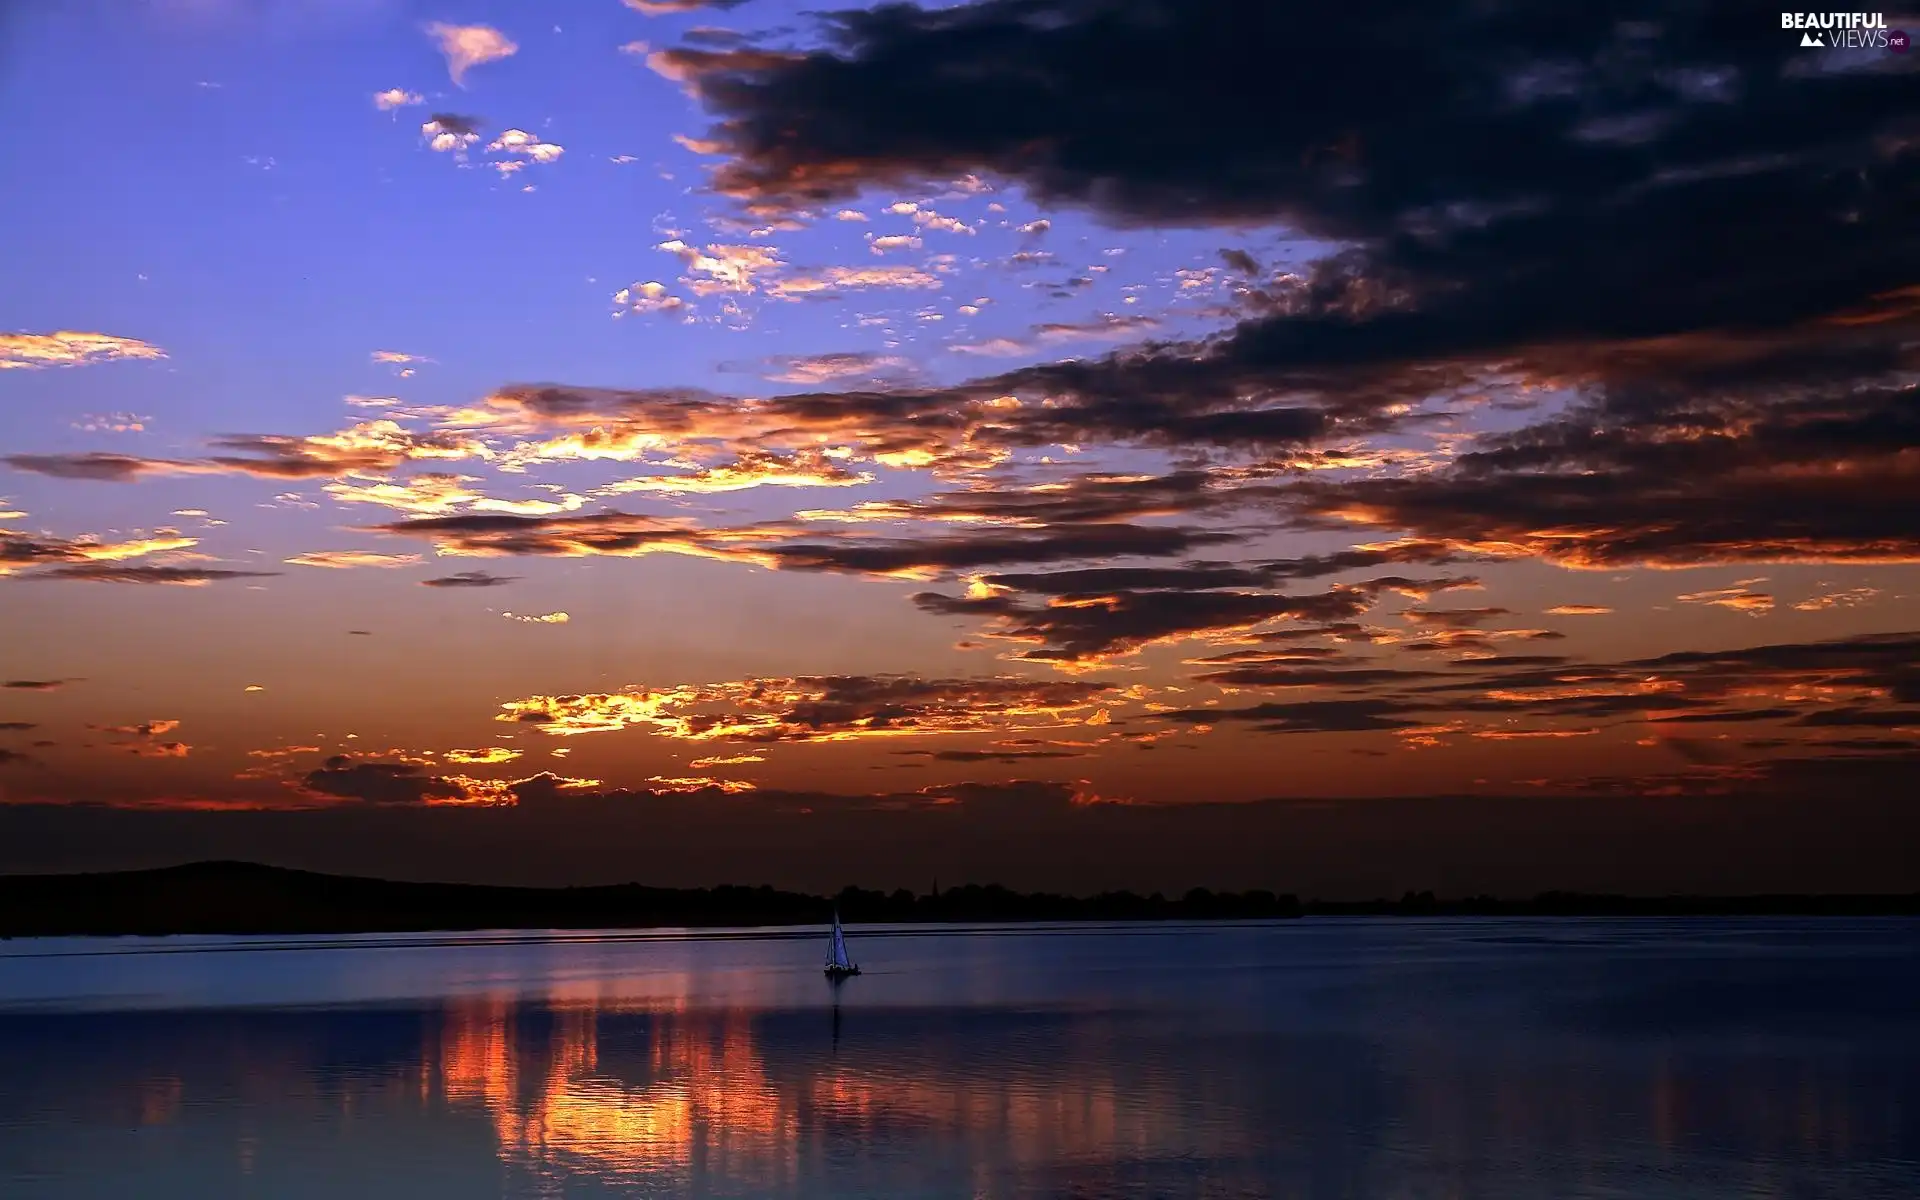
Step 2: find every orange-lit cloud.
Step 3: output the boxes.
[0,331,166,370]
[98,719,180,737]
[2,529,197,573]
[497,675,1118,742]
[1793,587,1880,612]
[598,449,872,495]
[284,550,422,569]
[445,747,523,765]
[1677,587,1775,615]
[647,775,758,794]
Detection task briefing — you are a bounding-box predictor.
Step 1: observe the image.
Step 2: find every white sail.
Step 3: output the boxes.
[827,909,855,970]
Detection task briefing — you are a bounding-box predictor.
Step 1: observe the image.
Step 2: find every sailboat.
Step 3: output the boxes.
[824,907,860,979]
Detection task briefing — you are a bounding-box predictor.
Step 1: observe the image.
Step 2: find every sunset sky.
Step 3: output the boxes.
[1,0,1915,894]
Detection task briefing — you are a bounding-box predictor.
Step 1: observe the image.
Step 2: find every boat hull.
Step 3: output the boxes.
[824,965,860,980]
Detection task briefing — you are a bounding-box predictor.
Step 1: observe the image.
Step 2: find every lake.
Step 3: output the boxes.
[0,918,1916,1198]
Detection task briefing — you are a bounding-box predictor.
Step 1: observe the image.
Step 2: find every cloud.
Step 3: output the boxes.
[0,723,36,733]
[637,0,1918,581]
[895,747,1090,763]
[97,719,180,737]
[1,453,203,482]
[1677,587,1776,615]
[487,128,564,164]
[361,509,782,565]
[1793,587,1880,612]
[296,757,604,807]
[422,114,482,153]
[321,473,480,514]
[1546,604,1613,616]
[444,366,1382,486]
[756,351,914,385]
[646,775,757,794]
[1404,631,1920,731]
[283,550,421,569]
[3,680,71,691]
[773,524,1240,579]
[2,530,197,570]
[19,565,279,585]
[374,88,424,110]
[688,753,765,767]
[5,421,489,484]
[1190,664,1437,689]
[1030,314,1161,344]
[359,506,1236,578]
[622,0,751,13]
[599,449,872,495]
[654,238,785,294]
[302,758,472,806]
[502,611,569,623]
[0,331,166,370]
[321,472,589,516]
[1287,378,1920,571]
[1156,698,1421,736]
[764,264,940,297]
[444,747,522,765]
[1401,607,1513,629]
[613,281,689,316]
[72,412,149,433]
[420,570,518,588]
[916,569,1473,668]
[497,674,1118,741]
[427,22,517,86]
[940,312,1159,355]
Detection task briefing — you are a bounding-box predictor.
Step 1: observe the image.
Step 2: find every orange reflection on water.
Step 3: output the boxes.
[437,994,799,1188]
[432,989,1223,1191]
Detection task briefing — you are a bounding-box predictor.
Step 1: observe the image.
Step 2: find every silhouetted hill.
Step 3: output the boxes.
[0,864,1914,937]
[0,862,1303,936]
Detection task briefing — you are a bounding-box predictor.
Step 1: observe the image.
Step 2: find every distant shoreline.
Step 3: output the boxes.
[2,862,1916,938]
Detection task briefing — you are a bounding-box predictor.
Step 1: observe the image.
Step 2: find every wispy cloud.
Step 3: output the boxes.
[421,570,518,588]
[0,331,166,370]
[283,550,421,569]
[21,565,279,585]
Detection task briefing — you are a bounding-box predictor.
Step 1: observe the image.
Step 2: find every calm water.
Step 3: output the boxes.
[0,918,1916,1198]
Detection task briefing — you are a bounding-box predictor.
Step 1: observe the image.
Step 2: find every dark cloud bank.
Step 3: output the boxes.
[657,0,1917,567]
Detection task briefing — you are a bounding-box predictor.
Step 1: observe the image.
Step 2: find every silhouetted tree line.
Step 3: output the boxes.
[830,883,1299,922]
[0,862,1914,937]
